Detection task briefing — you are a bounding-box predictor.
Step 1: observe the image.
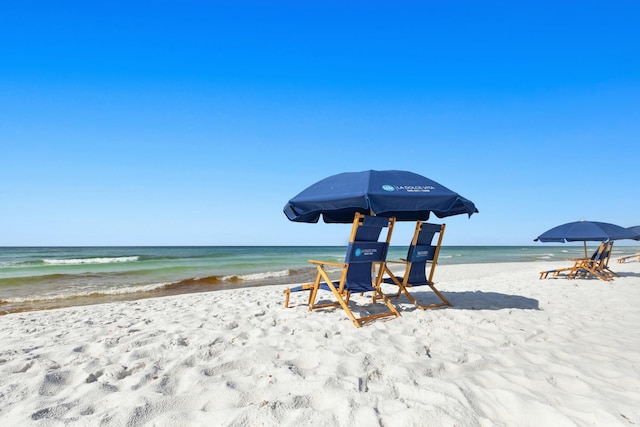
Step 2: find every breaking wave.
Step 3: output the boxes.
[42,256,140,265]
[0,269,296,307]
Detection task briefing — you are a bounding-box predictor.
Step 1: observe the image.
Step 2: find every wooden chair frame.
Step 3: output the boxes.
[567,241,615,281]
[382,221,450,310]
[540,242,616,281]
[617,253,640,264]
[284,212,400,328]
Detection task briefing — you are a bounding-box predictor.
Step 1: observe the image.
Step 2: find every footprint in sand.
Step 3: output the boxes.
[116,363,145,380]
[14,360,34,373]
[38,371,71,396]
[85,370,104,383]
[31,403,73,421]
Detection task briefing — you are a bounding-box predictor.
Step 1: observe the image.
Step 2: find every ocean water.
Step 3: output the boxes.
[2,245,639,315]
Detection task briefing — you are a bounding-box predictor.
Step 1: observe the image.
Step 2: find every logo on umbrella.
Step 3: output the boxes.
[382,184,435,193]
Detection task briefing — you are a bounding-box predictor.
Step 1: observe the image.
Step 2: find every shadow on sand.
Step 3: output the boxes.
[612,271,640,279]
[408,290,540,311]
[300,290,540,315]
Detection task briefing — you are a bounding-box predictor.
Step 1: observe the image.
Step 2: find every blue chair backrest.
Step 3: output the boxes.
[591,243,609,262]
[415,223,441,245]
[354,215,389,242]
[407,245,437,263]
[343,215,391,293]
[598,243,612,262]
[344,241,388,293]
[406,246,435,284]
[406,223,440,285]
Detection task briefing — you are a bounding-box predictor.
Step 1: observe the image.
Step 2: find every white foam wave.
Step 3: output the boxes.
[223,270,291,282]
[0,282,171,304]
[43,256,140,265]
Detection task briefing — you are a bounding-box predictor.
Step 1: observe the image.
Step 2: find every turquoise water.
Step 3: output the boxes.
[2,245,639,314]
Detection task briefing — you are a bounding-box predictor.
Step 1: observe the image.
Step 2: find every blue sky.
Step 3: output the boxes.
[2,1,639,246]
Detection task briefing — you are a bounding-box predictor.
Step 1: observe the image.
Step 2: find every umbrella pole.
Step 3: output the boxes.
[583,241,587,258]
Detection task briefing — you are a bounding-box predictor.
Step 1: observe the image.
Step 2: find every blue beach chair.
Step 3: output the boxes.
[568,241,616,281]
[539,243,604,280]
[540,242,613,281]
[283,212,400,328]
[539,266,574,279]
[382,221,450,310]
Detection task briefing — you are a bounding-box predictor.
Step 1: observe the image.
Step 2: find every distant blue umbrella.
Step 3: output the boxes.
[628,226,640,241]
[283,170,478,223]
[535,220,639,256]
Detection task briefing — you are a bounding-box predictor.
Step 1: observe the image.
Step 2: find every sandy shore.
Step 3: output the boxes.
[1,260,639,426]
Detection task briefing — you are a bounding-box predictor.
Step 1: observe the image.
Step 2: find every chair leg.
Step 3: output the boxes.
[308,268,341,311]
[283,283,316,308]
[376,289,401,317]
[325,285,362,328]
[429,285,451,306]
[308,282,320,311]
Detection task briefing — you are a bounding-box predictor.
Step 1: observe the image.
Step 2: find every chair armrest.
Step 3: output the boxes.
[308,259,346,267]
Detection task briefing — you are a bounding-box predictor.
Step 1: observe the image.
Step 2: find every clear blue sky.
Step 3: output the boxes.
[2,1,639,246]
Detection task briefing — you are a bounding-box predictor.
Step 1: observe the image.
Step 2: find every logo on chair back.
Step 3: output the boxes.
[355,247,377,257]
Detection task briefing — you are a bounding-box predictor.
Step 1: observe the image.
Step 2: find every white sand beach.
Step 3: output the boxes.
[1,260,639,426]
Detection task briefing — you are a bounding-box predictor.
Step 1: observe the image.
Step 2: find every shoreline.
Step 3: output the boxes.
[1,255,638,315]
[0,279,281,316]
[4,246,640,317]
[1,260,639,425]
[0,258,580,316]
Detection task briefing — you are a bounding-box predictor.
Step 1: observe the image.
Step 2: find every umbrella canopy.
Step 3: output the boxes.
[283,170,478,223]
[534,220,640,257]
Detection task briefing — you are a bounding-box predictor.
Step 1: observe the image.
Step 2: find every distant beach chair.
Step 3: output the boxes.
[539,266,574,279]
[567,241,615,281]
[617,253,640,263]
[381,221,450,310]
[599,242,618,278]
[283,212,400,328]
[540,242,607,280]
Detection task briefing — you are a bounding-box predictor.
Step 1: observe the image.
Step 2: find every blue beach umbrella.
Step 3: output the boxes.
[534,220,639,257]
[628,226,640,241]
[283,170,478,223]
